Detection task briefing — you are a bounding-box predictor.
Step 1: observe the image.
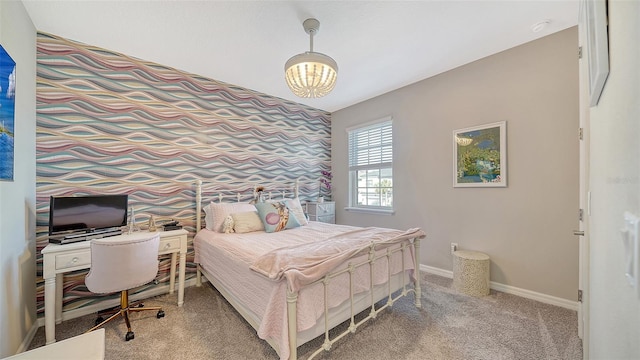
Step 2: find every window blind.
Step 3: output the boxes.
[348,120,392,170]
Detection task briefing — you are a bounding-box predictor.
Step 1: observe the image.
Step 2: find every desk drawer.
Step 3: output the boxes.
[159,236,181,255]
[56,250,91,271]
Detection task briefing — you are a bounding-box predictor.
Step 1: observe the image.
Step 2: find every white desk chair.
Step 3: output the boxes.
[85,232,165,341]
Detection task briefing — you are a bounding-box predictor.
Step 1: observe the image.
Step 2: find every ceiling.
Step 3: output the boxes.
[22,0,579,113]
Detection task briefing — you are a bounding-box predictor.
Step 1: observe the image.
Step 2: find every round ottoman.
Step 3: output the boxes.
[453,250,490,296]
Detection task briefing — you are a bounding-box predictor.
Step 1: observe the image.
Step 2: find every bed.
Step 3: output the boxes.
[193,180,426,359]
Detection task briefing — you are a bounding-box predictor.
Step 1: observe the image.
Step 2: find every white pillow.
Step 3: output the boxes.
[205,202,256,232]
[231,211,264,233]
[203,203,215,230]
[285,198,308,226]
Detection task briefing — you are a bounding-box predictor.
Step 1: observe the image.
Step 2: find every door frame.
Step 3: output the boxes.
[577,1,591,357]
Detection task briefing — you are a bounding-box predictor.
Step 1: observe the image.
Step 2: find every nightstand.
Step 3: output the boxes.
[304,201,335,224]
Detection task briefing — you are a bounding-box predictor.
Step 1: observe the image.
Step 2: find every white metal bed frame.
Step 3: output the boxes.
[193,179,424,359]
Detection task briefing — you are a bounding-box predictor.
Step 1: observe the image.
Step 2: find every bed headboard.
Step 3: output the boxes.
[195,179,300,232]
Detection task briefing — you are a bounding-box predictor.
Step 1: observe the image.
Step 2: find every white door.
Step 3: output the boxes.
[577,2,591,357]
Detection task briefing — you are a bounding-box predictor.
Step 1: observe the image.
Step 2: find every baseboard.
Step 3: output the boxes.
[15,321,40,354]
[36,277,201,328]
[421,265,454,279]
[420,265,578,311]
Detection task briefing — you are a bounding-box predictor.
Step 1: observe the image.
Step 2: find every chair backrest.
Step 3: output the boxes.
[85,232,160,294]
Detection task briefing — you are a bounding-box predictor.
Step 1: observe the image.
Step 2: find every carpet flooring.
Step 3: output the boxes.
[28,273,582,359]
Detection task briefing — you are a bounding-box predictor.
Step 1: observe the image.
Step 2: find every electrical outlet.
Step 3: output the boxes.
[451,243,458,254]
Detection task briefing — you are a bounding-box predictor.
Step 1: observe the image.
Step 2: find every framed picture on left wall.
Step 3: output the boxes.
[0,45,16,182]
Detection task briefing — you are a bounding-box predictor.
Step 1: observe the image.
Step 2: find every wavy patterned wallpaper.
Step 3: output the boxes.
[35,32,331,316]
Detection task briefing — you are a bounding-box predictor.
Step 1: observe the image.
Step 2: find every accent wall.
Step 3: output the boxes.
[35,32,331,316]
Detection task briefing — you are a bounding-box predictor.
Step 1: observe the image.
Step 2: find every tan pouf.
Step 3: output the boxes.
[453,250,490,296]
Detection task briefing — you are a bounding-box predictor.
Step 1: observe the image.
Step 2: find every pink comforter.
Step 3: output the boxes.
[251,227,426,292]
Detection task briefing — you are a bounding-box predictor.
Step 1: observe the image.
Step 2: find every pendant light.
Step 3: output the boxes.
[284,18,338,98]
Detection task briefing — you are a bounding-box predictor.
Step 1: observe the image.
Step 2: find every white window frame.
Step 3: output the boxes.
[345,116,394,215]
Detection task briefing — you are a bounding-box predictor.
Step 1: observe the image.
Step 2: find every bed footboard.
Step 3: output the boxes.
[288,235,422,360]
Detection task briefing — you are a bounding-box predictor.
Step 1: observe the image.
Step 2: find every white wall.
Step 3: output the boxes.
[332,28,579,301]
[0,1,37,357]
[588,0,640,357]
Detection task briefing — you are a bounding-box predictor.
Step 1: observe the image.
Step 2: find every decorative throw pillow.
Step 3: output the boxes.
[231,211,264,233]
[222,215,235,233]
[254,201,302,233]
[284,197,308,226]
[208,202,256,232]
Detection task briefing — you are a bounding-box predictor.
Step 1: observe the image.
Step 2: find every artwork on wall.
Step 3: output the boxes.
[0,45,16,181]
[583,0,609,107]
[453,121,507,188]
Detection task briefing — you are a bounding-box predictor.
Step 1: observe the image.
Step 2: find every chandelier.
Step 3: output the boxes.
[285,18,338,98]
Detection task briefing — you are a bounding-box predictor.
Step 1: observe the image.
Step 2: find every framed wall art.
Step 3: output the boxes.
[584,0,609,106]
[453,121,507,188]
[0,45,16,182]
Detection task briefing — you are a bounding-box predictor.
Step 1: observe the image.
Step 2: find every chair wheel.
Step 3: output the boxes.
[95,317,104,326]
[157,310,165,318]
[125,331,134,341]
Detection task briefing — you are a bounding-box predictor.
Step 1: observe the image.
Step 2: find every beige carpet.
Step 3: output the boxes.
[28,273,582,359]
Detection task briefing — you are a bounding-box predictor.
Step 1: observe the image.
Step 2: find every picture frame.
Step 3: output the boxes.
[584,0,609,107]
[453,121,507,188]
[0,45,16,182]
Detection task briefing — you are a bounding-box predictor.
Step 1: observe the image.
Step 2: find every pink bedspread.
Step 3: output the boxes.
[251,227,425,292]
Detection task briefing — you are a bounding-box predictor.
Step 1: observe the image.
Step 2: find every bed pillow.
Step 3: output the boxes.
[284,198,308,226]
[206,202,256,232]
[231,211,264,233]
[254,201,302,233]
[203,203,215,230]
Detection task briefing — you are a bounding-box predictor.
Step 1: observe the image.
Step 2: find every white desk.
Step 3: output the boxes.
[41,229,188,344]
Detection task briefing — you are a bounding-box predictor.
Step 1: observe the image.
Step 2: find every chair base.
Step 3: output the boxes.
[86,290,164,341]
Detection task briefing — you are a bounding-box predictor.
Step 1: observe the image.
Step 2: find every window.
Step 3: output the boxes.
[347,117,393,212]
